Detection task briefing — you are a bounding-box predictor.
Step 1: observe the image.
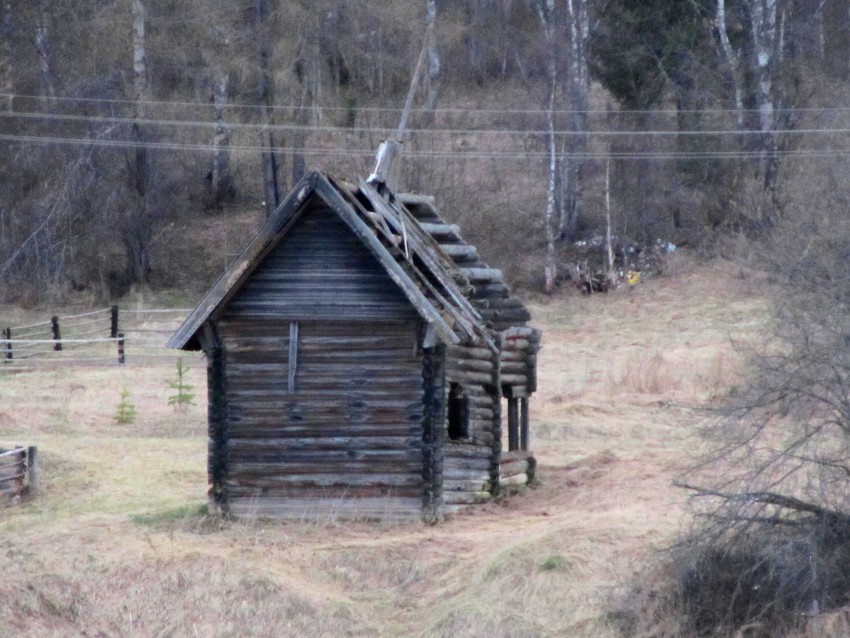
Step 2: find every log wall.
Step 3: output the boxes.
[217,319,425,520]
[441,343,498,511]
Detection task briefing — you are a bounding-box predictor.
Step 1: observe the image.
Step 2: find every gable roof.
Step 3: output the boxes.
[168,171,496,351]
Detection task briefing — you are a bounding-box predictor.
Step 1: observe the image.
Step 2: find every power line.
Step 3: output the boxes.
[5,108,850,137]
[6,92,850,117]
[2,131,850,161]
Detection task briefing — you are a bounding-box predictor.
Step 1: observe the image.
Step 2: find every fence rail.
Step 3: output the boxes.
[1,306,197,371]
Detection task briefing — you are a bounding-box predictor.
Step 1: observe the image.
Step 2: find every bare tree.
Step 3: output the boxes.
[0,1,12,111]
[255,0,281,218]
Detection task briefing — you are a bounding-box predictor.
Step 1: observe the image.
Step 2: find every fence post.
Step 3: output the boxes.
[110,305,119,339]
[3,327,11,361]
[51,315,62,351]
[26,446,38,495]
[117,332,125,364]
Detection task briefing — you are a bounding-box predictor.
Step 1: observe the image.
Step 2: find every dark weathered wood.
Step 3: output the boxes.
[110,305,119,338]
[51,316,61,351]
[117,333,125,364]
[207,329,228,513]
[4,327,11,361]
[26,446,37,493]
[507,398,519,452]
[520,397,529,452]
[421,343,445,521]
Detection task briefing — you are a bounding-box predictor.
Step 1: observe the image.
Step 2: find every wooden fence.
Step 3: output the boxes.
[0,307,198,371]
[0,446,37,500]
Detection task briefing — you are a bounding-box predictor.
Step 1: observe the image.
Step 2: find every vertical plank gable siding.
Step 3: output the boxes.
[216,205,425,519]
[225,205,418,321]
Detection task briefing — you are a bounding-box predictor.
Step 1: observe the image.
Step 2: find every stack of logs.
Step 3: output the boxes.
[0,446,37,501]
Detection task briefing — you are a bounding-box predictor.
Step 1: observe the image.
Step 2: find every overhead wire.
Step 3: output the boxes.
[5,91,850,116]
[3,108,850,137]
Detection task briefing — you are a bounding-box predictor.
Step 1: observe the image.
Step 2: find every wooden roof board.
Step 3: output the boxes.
[169,171,462,351]
[395,193,533,332]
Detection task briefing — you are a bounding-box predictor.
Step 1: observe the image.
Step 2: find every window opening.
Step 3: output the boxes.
[447,383,469,440]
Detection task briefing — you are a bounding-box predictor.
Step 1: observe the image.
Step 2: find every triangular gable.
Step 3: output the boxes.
[168,171,459,351]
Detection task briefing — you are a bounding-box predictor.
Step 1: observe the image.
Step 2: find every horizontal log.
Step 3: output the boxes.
[445,370,493,385]
[228,448,422,463]
[461,267,503,283]
[227,436,421,451]
[442,456,492,471]
[228,486,422,499]
[441,491,491,505]
[471,431,495,447]
[229,474,423,489]
[481,307,531,323]
[500,361,527,375]
[439,244,478,261]
[442,478,491,493]
[499,373,528,386]
[500,473,529,486]
[501,339,529,351]
[228,460,423,475]
[443,442,495,458]
[499,460,530,474]
[440,467,491,481]
[228,425,422,438]
[227,496,422,520]
[485,297,526,310]
[420,222,460,238]
[499,350,526,362]
[447,345,494,360]
[503,326,537,339]
[446,358,493,373]
[471,283,511,299]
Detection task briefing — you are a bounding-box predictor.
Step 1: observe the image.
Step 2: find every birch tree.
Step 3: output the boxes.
[255,0,281,218]
[0,1,11,111]
[532,0,560,293]
[558,0,590,241]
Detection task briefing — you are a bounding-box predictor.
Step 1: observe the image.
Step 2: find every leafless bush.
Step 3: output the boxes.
[616,158,850,637]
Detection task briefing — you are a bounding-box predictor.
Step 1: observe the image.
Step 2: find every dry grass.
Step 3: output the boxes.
[0,254,771,637]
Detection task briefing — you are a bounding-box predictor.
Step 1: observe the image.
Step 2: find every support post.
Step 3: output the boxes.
[3,327,11,361]
[421,343,445,523]
[110,305,119,338]
[26,446,38,494]
[520,397,529,451]
[207,331,229,515]
[117,332,125,364]
[51,316,62,351]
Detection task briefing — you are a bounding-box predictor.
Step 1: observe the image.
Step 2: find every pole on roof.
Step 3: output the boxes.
[367,24,433,195]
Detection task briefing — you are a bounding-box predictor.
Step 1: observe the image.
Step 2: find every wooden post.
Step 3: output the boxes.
[207,336,229,514]
[421,343,445,522]
[26,446,38,494]
[117,332,125,364]
[14,445,23,495]
[520,397,529,452]
[51,315,62,351]
[3,327,11,361]
[507,398,519,451]
[110,305,119,338]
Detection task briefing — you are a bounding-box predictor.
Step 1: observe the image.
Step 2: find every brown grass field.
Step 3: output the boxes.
[0,254,770,637]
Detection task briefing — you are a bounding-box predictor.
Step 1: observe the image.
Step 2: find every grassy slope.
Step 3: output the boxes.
[0,254,769,637]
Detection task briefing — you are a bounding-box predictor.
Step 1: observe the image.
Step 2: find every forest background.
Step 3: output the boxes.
[0,0,848,303]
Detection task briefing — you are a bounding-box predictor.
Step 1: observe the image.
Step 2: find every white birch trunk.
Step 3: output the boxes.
[210,71,232,204]
[426,0,441,110]
[716,0,745,129]
[533,0,559,293]
[132,0,147,107]
[34,1,54,106]
[559,0,590,240]
[0,1,12,111]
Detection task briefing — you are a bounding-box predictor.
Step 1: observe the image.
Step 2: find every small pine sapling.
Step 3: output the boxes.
[115,386,137,424]
[168,357,195,411]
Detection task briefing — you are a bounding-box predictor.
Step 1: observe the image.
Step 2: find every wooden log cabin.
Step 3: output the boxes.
[168,170,541,521]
